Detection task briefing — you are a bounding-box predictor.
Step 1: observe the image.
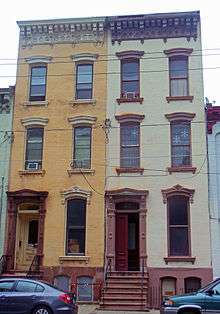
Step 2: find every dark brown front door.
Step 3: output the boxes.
[115,214,128,271]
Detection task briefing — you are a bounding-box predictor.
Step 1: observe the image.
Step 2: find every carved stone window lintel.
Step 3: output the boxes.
[161,184,195,204]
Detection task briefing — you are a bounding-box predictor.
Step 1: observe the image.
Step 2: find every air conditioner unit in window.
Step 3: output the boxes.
[125,92,136,99]
[27,162,39,170]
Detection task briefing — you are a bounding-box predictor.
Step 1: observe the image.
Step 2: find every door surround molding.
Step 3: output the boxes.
[6,189,48,270]
[105,188,148,271]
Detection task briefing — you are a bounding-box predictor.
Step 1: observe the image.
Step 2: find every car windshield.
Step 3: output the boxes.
[39,281,66,292]
[198,279,220,293]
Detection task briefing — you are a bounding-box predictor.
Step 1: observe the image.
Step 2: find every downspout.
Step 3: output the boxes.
[0,176,4,225]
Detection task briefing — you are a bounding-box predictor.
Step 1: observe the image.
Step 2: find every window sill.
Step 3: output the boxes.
[19,170,46,177]
[116,97,144,104]
[59,255,90,262]
[164,256,196,264]
[67,169,95,176]
[166,96,194,103]
[69,99,96,106]
[167,166,197,174]
[116,167,144,175]
[23,100,49,107]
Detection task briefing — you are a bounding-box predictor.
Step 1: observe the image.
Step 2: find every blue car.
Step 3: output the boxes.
[0,277,78,314]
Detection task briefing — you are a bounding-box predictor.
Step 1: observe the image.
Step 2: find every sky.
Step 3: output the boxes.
[1,0,220,104]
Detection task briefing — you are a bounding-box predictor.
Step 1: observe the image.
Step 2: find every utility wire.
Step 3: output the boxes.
[1,52,220,66]
[2,47,220,61]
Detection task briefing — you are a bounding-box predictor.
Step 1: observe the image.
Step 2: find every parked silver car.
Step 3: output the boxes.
[0,277,78,314]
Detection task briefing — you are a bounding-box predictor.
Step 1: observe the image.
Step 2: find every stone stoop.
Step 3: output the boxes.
[0,269,42,279]
[100,271,149,311]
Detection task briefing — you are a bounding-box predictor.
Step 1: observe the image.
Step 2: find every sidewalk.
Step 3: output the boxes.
[78,304,160,314]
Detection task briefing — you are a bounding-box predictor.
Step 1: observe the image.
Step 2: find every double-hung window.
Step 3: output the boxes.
[120,122,140,168]
[25,128,44,170]
[29,66,47,101]
[121,60,139,98]
[171,121,191,167]
[76,64,93,99]
[73,127,91,168]
[169,56,188,97]
[168,195,190,256]
[66,199,86,255]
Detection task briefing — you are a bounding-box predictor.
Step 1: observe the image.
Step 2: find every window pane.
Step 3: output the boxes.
[30,85,46,97]
[36,284,44,292]
[170,227,189,256]
[170,58,187,78]
[77,276,93,301]
[77,83,92,90]
[54,276,70,292]
[0,281,14,292]
[185,278,201,293]
[121,124,139,146]
[169,196,188,225]
[121,146,139,168]
[31,67,46,84]
[122,61,139,81]
[67,229,85,254]
[171,123,190,145]
[77,65,93,83]
[172,146,190,166]
[28,220,38,245]
[76,89,92,99]
[171,79,187,96]
[74,127,91,168]
[67,199,86,227]
[15,281,37,292]
[26,128,43,167]
[122,81,139,94]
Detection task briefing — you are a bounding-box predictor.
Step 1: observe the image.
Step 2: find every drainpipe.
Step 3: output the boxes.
[0,176,4,226]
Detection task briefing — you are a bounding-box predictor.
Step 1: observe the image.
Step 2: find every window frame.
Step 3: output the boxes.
[169,56,189,97]
[73,126,92,169]
[120,121,140,169]
[75,63,93,100]
[170,120,191,168]
[29,65,47,102]
[66,198,87,256]
[167,195,191,257]
[25,127,44,170]
[120,58,140,99]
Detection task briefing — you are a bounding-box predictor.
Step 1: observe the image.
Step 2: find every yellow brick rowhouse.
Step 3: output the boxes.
[5,17,107,300]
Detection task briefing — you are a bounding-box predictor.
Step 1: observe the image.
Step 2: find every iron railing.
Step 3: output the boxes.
[0,255,9,274]
[26,254,41,278]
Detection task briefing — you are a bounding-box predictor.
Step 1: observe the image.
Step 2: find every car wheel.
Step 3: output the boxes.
[32,305,52,314]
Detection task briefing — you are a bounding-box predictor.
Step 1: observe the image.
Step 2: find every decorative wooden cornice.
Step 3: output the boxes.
[165,112,196,121]
[161,184,195,204]
[206,104,220,134]
[17,17,105,47]
[108,11,200,44]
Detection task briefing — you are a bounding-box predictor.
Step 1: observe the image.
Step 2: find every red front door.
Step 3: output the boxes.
[115,214,128,271]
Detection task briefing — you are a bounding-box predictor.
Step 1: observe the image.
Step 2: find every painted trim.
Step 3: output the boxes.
[165,112,196,122]
[21,117,49,127]
[68,116,97,126]
[71,53,99,62]
[115,113,145,123]
[116,50,144,59]
[60,186,92,204]
[161,184,195,204]
[25,56,52,64]
[164,48,193,57]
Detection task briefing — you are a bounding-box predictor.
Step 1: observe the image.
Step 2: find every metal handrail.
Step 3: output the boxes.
[0,255,8,274]
[104,257,112,290]
[26,254,41,277]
